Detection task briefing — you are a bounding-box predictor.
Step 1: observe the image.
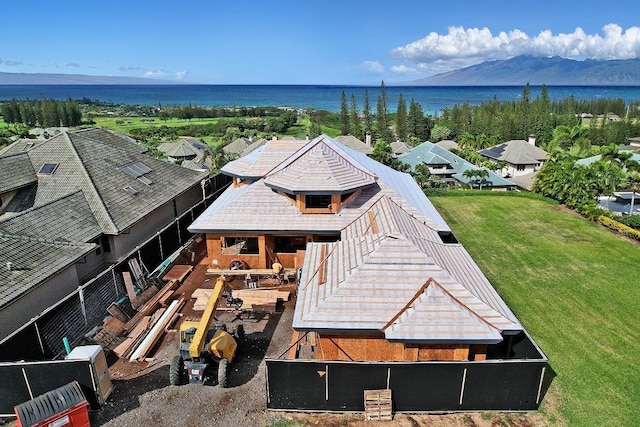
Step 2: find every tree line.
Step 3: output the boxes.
[1,98,83,128]
[339,82,640,150]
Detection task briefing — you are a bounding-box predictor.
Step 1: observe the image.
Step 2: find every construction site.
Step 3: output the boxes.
[0,133,548,426]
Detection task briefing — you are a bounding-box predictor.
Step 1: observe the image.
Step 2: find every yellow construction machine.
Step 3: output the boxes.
[169,276,243,387]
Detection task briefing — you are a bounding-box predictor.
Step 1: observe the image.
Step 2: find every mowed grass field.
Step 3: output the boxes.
[429,193,640,427]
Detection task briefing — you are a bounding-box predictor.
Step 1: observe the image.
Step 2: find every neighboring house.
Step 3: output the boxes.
[436,139,459,151]
[239,138,268,158]
[189,134,526,362]
[0,128,208,340]
[576,152,640,215]
[334,135,373,154]
[627,137,640,148]
[390,140,412,156]
[223,137,254,157]
[398,141,515,190]
[157,139,203,163]
[478,137,548,190]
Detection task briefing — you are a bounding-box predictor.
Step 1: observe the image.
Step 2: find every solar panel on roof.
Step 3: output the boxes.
[122,161,152,178]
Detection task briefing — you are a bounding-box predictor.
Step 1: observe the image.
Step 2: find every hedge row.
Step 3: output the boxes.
[598,216,640,241]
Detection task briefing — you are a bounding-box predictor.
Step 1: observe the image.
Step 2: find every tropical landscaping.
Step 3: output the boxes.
[430,192,640,427]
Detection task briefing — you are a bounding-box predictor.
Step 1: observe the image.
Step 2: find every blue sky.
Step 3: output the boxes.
[2,0,640,84]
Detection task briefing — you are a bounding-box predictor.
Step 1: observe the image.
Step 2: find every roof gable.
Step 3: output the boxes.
[294,233,517,342]
[264,137,377,194]
[384,279,502,343]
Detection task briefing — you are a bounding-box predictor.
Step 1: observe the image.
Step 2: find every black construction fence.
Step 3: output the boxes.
[266,331,548,413]
[0,174,231,362]
[0,358,99,417]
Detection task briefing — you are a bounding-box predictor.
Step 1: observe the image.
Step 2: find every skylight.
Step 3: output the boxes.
[122,161,152,178]
[38,163,59,176]
[137,176,153,186]
[123,186,139,196]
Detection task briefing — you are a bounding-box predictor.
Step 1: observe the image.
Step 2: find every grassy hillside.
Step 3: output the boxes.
[430,193,640,427]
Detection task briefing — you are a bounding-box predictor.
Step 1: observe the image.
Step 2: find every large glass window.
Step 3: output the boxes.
[274,236,307,253]
[305,194,332,209]
[222,237,259,255]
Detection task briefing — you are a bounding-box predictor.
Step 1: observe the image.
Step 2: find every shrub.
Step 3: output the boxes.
[598,216,640,241]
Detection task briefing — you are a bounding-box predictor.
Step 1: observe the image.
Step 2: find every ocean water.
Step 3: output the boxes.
[1,84,640,114]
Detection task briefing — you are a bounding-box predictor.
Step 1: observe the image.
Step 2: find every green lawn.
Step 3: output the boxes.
[429,193,640,427]
[91,116,221,133]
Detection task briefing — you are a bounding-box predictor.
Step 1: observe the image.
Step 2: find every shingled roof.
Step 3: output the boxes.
[0,153,37,193]
[264,137,377,194]
[399,141,515,187]
[0,234,96,308]
[479,140,548,165]
[189,135,449,234]
[8,128,207,234]
[294,196,521,342]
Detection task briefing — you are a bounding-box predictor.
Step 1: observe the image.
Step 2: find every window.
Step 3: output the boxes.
[37,163,59,176]
[305,194,332,209]
[222,237,259,255]
[516,165,525,171]
[438,231,458,244]
[122,161,152,178]
[274,236,307,253]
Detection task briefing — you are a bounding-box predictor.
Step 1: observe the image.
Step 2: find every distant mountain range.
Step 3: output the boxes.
[0,72,177,85]
[403,55,640,86]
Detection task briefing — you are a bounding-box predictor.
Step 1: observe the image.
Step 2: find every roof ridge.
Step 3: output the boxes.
[63,131,120,233]
[383,277,502,333]
[0,231,96,248]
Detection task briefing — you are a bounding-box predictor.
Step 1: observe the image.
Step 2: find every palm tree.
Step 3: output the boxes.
[626,171,640,215]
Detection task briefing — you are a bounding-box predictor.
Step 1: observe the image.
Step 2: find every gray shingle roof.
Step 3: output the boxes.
[479,140,548,165]
[0,153,37,193]
[0,191,101,243]
[223,137,253,155]
[334,135,373,154]
[22,128,207,234]
[157,141,202,158]
[0,234,96,308]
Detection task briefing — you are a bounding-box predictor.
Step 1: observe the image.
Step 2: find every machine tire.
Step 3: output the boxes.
[218,358,229,388]
[169,355,184,386]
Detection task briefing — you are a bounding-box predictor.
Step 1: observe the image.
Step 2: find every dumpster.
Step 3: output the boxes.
[14,381,90,427]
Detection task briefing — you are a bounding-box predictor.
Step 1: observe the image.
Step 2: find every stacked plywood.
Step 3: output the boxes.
[231,288,290,313]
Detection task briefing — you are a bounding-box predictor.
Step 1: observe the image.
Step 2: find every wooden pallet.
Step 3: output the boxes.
[364,389,392,421]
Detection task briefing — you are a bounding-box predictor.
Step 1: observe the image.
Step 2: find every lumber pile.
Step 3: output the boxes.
[113,298,186,361]
[231,288,290,313]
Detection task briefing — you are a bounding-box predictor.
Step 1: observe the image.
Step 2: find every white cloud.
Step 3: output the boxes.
[5,60,23,66]
[360,60,384,73]
[144,70,166,78]
[390,65,418,74]
[66,62,81,68]
[175,70,187,80]
[120,65,142,71]
[391,24,640,74]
